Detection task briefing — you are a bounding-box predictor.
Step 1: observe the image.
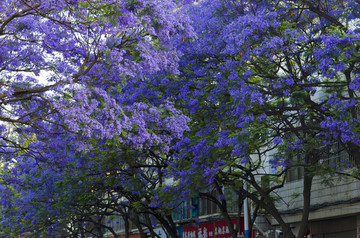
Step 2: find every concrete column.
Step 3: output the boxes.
[357,215,360,238]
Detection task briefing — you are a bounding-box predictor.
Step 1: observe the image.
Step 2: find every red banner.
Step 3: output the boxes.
[183,224,198,238]
[214,218,237,238]
[198,221,215,238]
[181,218,254,238]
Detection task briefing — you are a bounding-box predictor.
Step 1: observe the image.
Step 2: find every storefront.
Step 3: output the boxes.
[182,218,255,238]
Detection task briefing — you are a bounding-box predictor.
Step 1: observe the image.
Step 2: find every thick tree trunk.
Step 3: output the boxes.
[237,193,244,234]
[145,214,156,238]
[296,172,313,238]
[222,208,238,238]
[218,191,238,238]
[133,213,146,238]
[208,181,238,238]
[249,205,259,235]
[125,216,130,238]
[155,214,179,238]
[97,215,104,238]
[243,186,295,238]
[166,214,179,237]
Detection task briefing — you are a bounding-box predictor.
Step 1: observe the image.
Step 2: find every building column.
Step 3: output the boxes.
[357,215,360,238]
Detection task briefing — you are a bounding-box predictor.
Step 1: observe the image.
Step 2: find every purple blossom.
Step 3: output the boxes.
[349,76,360,90]
[273,136,283,145]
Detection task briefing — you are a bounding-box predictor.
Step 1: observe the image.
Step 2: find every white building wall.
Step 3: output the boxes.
[273,175,360,224]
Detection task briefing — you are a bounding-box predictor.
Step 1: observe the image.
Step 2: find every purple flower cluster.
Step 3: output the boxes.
[2,0,360,236]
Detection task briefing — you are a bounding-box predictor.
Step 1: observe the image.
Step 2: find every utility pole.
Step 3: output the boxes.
[244,181,249,238]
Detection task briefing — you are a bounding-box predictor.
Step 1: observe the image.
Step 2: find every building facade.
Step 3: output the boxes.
[273,167,360,238]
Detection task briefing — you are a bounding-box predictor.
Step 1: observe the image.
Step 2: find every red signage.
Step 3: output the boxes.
[198,221,215,238]
[214,218,237,238]
[183,224,198,238]
[182,218,254,238]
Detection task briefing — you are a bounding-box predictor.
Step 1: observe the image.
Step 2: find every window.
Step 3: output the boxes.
[191,196,199,217]
[199,195,218,216]
[287,166,304,182]
[173,200,188,221]
[319,142,350,166]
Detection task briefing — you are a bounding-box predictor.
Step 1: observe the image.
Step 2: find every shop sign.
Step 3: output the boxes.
[198,221,215,238]
[181,218,254,238]
[183,224,198,238]
[214,218,237,238]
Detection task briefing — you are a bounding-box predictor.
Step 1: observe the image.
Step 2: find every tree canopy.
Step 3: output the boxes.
[1,1,360,238]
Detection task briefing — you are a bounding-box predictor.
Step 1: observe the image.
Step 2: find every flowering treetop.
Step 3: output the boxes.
[0,0,194,152]
[0,0,194,236]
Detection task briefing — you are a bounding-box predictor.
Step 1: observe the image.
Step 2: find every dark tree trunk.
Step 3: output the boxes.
[237,193,244,234]
[213,182,238,238]
[125,216,130,238]
[242,184,295,238]
[154,214,179,238]
[145,214,156,238]
[296,171,313,238]
[133,213,146,238]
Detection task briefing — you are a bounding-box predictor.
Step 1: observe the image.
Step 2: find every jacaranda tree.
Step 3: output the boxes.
[0,0,193,152]
[0,0,194,237]
[0,130,186,237]
[129,1,360,238]
[2,1,360,238]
